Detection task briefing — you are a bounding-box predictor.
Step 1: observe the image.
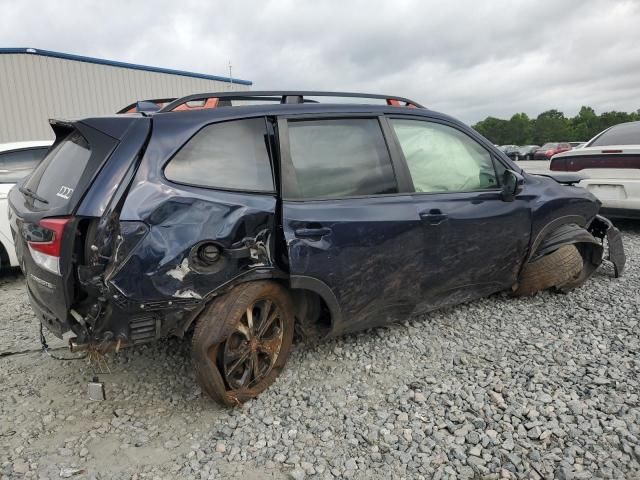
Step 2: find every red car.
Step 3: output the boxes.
[533,142,572,160]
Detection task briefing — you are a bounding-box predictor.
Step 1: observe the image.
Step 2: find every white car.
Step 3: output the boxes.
[549,121,640,219]
[0,141,52,268]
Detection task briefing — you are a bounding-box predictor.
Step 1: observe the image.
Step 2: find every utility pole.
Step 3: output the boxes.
[228,60,233,89]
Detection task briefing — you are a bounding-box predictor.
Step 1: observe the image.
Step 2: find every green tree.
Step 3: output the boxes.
[532,110,570,145]
[506,113,531,145]
[473,116,510,145]
[570,106,598,141]
[472,106,640,146]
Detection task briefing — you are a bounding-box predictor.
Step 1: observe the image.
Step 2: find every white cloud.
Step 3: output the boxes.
[1,0,639,123]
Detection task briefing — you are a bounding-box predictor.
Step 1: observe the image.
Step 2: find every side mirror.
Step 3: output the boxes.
[501,170,524,202]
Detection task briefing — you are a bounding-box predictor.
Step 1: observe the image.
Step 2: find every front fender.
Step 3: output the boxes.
[532,223,602,262]
[530,215,625,281]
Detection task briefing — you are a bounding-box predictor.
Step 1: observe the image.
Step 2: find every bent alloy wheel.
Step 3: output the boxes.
[221,298,285,390]
[192,281,294,406]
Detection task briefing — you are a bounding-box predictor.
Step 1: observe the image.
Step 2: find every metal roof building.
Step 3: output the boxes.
[0,48,252,142]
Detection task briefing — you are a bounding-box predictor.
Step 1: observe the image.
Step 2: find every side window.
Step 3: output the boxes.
[0,148,48,183]
[164,118,274,191]
[286,118,398,199]
[390,119,499,193]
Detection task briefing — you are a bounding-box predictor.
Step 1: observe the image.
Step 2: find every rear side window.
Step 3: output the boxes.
[590,122,640,147]
[24,132,91,208]
[0,148,48,183]
[286,118,398,199]
[164,118,274,192]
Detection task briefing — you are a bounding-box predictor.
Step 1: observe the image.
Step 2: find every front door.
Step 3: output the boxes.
[386,117,531,311]
[279,116,424,335]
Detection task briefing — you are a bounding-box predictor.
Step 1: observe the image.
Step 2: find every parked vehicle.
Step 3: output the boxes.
[533,142,572,159]
[551,121,640,218]
[569,141,586,149]
[500,145,520,160]
[517,145,540,160]
[0,141,52,268]
[8,91,625,406]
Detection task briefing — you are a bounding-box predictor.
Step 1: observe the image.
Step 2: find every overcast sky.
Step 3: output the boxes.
[2,0,639,124]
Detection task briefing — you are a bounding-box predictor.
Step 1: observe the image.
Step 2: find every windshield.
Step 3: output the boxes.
[590,122,640,147]
[23,132,91,208]
[541,143,557,149]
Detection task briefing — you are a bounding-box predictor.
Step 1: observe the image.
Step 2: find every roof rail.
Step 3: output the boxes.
[158,91,424,112]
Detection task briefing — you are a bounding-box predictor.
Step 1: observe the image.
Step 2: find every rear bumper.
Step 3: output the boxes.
[599,207,640,219]
[578,178,640,214]
[26,285,69,338]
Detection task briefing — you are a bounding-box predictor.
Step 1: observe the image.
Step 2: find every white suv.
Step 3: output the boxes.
[0,141,52,268]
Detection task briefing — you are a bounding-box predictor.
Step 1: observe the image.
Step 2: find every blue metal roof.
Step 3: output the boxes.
[0,47,252,85]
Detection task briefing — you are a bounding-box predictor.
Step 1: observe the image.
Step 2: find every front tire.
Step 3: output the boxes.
[192,281,295,406]
[513,245,583,296]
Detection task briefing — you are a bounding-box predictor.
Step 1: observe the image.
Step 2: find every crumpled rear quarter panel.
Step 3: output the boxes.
[113,187,277,303]
[109,112,278,307]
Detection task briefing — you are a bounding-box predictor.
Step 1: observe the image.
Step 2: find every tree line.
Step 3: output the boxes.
[472,106,640,146]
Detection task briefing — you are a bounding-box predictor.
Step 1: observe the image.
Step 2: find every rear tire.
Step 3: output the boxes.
[0,243,8,268]
[513,245,583,296]
[192,281,295,406]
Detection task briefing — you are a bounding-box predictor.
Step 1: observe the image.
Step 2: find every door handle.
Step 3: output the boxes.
[419,209,448,225]
[294,227,332,238]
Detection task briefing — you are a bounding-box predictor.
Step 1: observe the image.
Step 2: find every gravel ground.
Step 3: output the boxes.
[1,222,639,480]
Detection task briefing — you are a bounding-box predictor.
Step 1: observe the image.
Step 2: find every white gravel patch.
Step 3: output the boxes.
[1,221,639,480]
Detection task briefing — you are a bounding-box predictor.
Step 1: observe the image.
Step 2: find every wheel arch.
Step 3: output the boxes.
[0,239,8,267]
[521,216,604,290]
[289,275,342,335]
[526,215,588,263]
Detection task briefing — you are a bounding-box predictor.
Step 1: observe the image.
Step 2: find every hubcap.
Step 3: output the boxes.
[218,298,284,390]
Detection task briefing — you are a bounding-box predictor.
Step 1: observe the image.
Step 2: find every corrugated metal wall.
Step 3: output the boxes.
[0,53,250,142]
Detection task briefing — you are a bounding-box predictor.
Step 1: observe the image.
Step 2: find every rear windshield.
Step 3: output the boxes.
[590,122,640,147]
[541,143,558,149]
[0,147,48,183]
[24,132,91,208]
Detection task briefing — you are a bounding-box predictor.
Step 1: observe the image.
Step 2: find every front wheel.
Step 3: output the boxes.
[513,245,583,296]
[192,281,295,406]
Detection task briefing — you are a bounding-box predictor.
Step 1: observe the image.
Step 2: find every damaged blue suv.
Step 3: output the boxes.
[8,91,625,406]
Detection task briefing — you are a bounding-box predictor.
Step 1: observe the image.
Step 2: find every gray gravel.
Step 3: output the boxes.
[1,221,639,480]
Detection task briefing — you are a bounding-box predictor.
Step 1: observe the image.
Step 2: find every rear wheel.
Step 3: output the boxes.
[0,243,8,268]
[513,245,583,296]
[192,281,294,406]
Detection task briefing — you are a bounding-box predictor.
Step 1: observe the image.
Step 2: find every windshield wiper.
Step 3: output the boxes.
[19,186,49,204]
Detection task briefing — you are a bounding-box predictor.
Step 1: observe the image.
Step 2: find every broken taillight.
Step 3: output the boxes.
[27,217,71,275]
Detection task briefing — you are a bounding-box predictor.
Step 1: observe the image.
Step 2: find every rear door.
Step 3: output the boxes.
[279,115,424,335]
[386,116,531,310]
